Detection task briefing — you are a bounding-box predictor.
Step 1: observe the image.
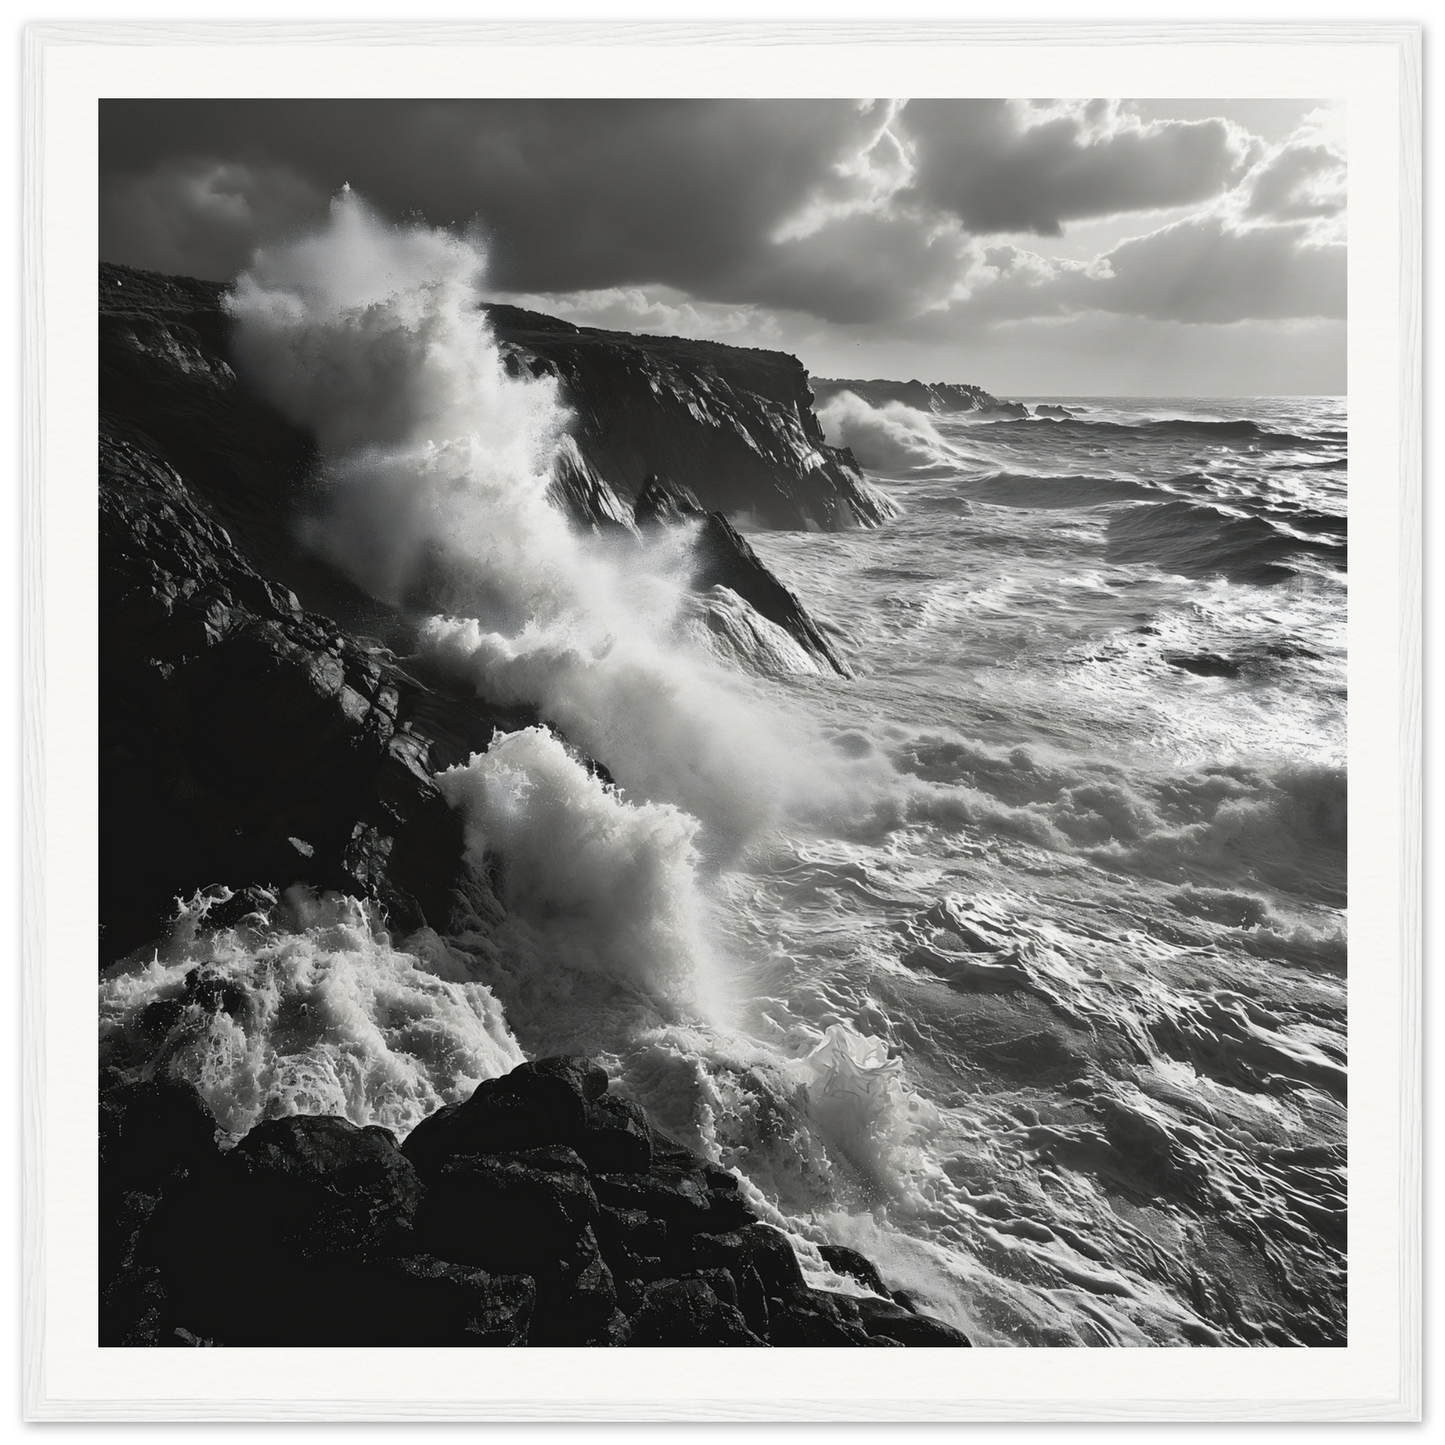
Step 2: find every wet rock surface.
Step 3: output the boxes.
[98,423,526,961]
[100,1060,971,1348]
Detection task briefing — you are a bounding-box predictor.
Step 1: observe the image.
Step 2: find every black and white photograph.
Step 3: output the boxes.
[93,94,1351,1353]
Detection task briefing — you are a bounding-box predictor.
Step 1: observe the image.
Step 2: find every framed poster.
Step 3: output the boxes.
[22,19,1421,1422]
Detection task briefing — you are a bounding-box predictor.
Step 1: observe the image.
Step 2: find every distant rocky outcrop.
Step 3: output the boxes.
[100,1059,971,1348]
[812,376,1029,419]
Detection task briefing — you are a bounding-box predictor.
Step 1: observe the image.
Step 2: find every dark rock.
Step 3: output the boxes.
[728,1223,810,1299]
[632,476,850,677]
[100,1263,169,1346]
[528,1225,619,1346]
[198,883,279,931]
[692,1266,739,1310]
[765,1291,873,1347]
[691,1233,772,1338]
[415,1146,598,1272]
[100,1188,164,1297]
[575,1093,653,1174]
[402,1057,608,1173]
[180,1251,536,1348]
[135,1115,421,1291]
[99,1075,220,1197]
[644,1120,707,1167]
[592,1162,752,1237]
[620,1278,765,1347]
[130,1115,425,1345]
[854,1294,973,1347]
[223,1114,425,1257]
[594,1206,675,1308]
[818,1242,890,1298]
[98,267,541,958]
[362,1255,536,1346]
[811,376,1023,418]
[692,514,851,677]
[633,474,707,526]
[549,435,638,532]
[98,1051,973,1349]
[596,1204,670,1262]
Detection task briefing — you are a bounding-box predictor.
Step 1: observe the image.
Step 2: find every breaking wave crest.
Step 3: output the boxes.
[816,390,964,476]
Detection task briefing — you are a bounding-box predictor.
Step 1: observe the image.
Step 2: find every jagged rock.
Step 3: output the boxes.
[854,1295,973,1347]
[219,1114,426,1256]
[99,263,869,956]
[693,513,850,677]
[576,1093,653,1174]
[402,1056,611,1172]
[818,1242,891,1298]
[528,1225,620,1346]
[635,475,850,677]
[633,473,707,526]
[620,1278,765,1347]
[98,1053,973,1348]
[98,424,524,959]
[99,264,542,959]
[766,1289,875,1347]
[591,1162,753,1237]
[99,1074,220,1196]
[415,1146,599,1272]
[101,1264,170,1347]
[549,434,638,532]
[359,1256,536,1347]
[131,1115,427,1345]
[98,1073,222,1338]
[690,1232,772,1338]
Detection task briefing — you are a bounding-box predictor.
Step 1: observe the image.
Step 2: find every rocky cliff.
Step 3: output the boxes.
[489,304,896,531]
[99,263,870,957]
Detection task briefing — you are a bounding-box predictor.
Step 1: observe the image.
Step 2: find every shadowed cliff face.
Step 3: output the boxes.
[487,304,896,531]
[100,264,542,957]
[98,424,532,961]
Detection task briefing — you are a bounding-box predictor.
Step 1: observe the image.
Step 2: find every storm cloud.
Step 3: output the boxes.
[100,97,1347,393]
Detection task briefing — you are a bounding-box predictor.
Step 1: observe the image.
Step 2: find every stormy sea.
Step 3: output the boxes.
[99,196,1346,1348]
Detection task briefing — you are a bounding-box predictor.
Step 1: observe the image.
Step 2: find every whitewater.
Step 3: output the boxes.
[100,197,1347,1347]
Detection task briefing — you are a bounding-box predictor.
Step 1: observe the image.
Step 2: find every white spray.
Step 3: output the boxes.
[216,194,942,1251]
[226,192,893,849]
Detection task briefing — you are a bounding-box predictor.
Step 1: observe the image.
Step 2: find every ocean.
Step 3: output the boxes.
[99,202,1346,1347]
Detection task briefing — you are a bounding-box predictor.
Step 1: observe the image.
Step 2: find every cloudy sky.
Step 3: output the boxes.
[100,99,1345,395]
